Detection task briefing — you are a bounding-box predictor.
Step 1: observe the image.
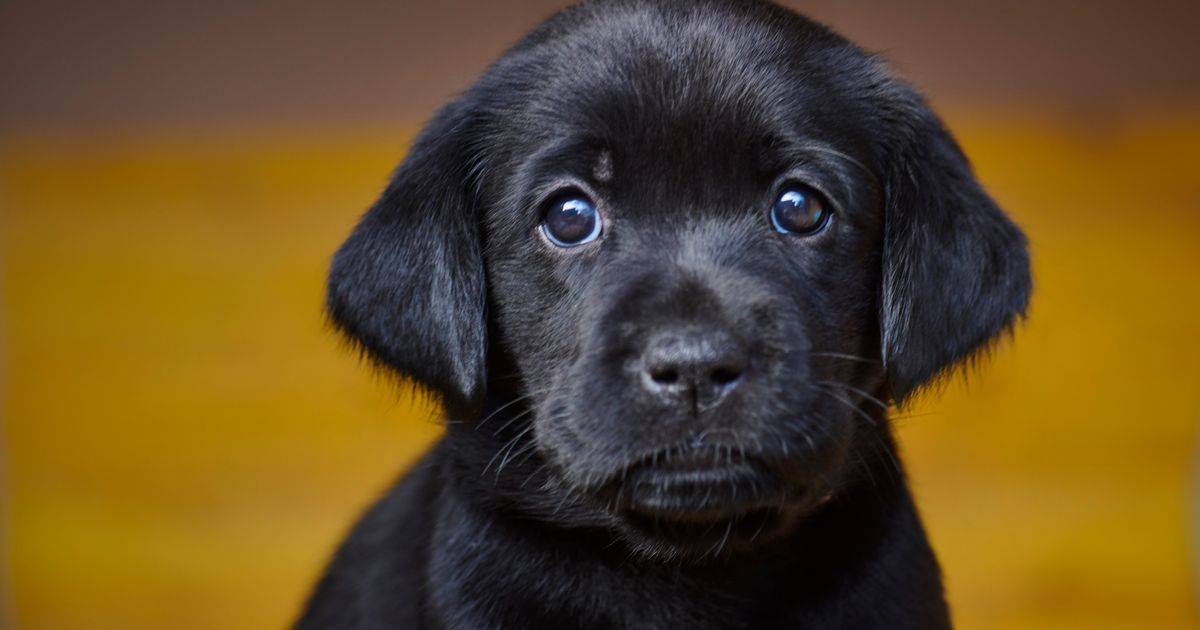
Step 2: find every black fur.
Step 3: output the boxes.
[300,1,1030,628]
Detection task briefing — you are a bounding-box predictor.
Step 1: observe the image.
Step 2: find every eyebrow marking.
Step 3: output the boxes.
[791,141,877,185]
[593,149,613,183]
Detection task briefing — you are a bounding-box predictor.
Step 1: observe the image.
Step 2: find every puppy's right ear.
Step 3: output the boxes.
[876,87,1031,404]
[326,100,487,412]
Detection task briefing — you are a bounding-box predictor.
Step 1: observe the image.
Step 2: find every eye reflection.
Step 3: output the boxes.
[770,186,830,235]
[542,195,602,247]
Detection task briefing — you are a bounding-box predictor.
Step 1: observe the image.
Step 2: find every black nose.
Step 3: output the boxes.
[640,326,746,409]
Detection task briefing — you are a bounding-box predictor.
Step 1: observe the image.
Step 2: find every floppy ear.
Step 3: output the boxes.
[879,94,1031,403]
[326,100,487,412]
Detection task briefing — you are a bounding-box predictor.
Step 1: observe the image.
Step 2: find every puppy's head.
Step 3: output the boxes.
[327,0,1030,561]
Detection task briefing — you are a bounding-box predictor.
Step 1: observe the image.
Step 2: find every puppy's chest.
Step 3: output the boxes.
[427,527,830,630]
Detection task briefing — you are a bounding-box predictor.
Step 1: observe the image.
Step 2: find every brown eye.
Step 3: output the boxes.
[770,186,830,235]
[541,195,602,247]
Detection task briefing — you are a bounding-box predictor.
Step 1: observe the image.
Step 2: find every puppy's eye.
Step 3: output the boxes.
[770,186,830,235]
[541,194,602,247]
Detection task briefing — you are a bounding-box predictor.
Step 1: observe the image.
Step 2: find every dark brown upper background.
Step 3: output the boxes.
[2,0,1198,134]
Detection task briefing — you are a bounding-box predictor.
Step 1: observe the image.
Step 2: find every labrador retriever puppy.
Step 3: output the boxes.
[297,0,1030,628]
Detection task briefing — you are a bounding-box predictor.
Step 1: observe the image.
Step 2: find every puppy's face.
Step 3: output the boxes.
[480,50,886,555]
[327,0,1030,561]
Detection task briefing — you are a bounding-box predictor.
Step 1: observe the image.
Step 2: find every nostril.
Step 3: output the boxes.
[710,366,743,385]
[639,328,747,401]
[649,367,680,385]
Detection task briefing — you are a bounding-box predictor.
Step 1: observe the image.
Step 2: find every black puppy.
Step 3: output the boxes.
[298,1,1030,628]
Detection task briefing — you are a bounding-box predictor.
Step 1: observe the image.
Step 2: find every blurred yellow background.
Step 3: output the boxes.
[2,1,1199,629]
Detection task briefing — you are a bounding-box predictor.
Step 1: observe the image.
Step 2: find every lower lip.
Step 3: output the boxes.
[620,504,782,544]
[614,459,780,519]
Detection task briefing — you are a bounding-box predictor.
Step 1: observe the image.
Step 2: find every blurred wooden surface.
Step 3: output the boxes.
[1,113,1198,629]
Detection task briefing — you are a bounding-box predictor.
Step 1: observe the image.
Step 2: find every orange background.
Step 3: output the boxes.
[2,1,1199,628]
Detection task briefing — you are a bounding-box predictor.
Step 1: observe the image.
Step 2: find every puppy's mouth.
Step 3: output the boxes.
[598,449,800,552]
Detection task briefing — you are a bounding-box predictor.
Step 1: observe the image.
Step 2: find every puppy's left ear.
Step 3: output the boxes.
[879,92,1032,403]
[326,99,488,413]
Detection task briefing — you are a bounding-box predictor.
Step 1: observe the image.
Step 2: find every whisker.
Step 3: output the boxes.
[802,411,834,445]
[476,392,537,431]
[816,379,890,411]
[481,424,535,478]
[489,407,536,436]
[495,437,539,480]
[889,411,939,423]
[475,384,563,431]
[815,386,878,427]
[707,519,734,559]
[810,352,880,364]
[519,461,549,488]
